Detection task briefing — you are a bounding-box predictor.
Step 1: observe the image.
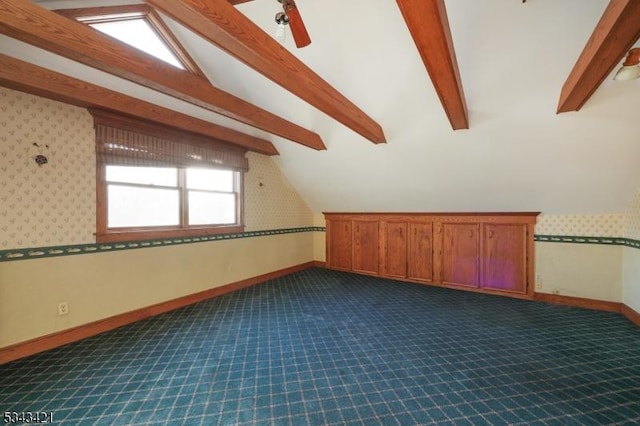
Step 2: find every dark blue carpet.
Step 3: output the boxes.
[1,268,639,425]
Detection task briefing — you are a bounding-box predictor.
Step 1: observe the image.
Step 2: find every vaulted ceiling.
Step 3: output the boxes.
[1,0,639,214]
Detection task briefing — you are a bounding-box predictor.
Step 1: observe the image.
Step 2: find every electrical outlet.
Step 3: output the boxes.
[57,302,69,316]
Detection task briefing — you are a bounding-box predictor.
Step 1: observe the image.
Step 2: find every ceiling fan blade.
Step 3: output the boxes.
[283,0,311,48]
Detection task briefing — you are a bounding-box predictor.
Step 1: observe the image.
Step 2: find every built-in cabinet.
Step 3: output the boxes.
[441,223,480,288]
[407,223,434,282]
[380,221,434,282]
[482,223,527,293]
[327,219,352,271]
[352,220,379,275]
[325,213,538,299]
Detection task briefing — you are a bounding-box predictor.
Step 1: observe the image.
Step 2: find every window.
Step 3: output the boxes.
[55,5,204,77]
[92,110,247,243]
[91,19,184,69]
[105,166,239,228]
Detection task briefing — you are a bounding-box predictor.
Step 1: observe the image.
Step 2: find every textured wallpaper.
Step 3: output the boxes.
[535,214,623,237]
[0,88,314,249]
[244,153,313,231]
[624,193,640,240]
[0,88,96,249]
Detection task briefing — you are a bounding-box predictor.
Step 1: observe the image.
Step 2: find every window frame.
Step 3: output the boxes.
[54,4,206,78]
[92,110,247,243]
[96,165,244,243]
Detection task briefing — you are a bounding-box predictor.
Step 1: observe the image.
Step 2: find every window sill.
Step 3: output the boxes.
[95,225,245,243]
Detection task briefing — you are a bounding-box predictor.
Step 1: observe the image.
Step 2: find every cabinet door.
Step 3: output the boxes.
[442,223,480,288]
[380,221,408,279]
[482,224,527,293]
[352,220,379,274]
[407,222,433,282]
[327,219,352,271]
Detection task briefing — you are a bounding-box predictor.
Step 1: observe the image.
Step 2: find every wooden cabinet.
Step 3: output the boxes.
[380,221,434,282]
[352,220,379,274]
[325,216,380,275]
[326,219,352,271]
[324,212,538,300]
[439,222,528,295]
[407,223,433,282]
[481,223,527,294]
[380,221,408,279]
[442,223,480,288]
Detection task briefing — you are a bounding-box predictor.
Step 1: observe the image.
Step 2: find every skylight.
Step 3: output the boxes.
[90,19,184,69]
[55,5,202,76]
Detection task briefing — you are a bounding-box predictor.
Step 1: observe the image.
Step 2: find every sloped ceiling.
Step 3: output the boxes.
[4,0,640,214]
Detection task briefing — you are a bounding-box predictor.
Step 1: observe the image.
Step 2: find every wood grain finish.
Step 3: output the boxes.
[395,0,469,130]
[54,4,207,79]
[146,0,386,144]
[442,223,480,288]
[482,224,527,294]
[0,0,324,150]
[352,220,379,274]
[557,0,640,113]
[380,222,408,279]
[283,0,312,49]
[326,220,352,271]
[377,221,434,282]
[0,54,278,155]
[407,222,434,282]
[95,225,246,243]
[519,295,640,327]
[534,293,621,313]
[0,261,317,365]
[621,304,640,327]
[324,212,539,299]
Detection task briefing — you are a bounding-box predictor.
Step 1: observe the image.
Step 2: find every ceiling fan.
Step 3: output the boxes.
[274,0,311,48]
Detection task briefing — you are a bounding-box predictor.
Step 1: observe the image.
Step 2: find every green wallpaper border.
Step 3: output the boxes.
[3,229,639,263]
[0,227,326,263]
[534,235,626,245]
[535,235,640,248]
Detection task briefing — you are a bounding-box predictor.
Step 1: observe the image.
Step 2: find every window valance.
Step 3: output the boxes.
[91,110,249,172]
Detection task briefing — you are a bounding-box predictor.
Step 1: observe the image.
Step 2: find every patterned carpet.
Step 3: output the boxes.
[1,268,639,425]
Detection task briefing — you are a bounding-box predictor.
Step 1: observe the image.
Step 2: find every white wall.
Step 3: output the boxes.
[536,243,622,302]
[622,248,640,313]
[533,214,623,302]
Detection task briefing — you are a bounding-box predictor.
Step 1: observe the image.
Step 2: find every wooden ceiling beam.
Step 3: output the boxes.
[0,53,279,156]
[0,0,323,150]
[396,0,469,130]
[557,0,640,113]
[145,0,387,144]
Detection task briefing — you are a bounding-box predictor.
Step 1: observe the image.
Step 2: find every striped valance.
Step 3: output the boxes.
[91,110,248,172]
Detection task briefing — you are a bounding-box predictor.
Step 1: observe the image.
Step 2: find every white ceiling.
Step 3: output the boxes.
[10,0,640,214]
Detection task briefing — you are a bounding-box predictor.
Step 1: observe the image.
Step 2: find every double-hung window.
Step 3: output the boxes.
[93,111,247,242]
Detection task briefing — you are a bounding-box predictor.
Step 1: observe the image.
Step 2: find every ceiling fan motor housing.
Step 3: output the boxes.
[275,11,289,25]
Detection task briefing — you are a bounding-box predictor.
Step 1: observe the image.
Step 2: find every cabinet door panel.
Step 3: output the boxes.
[353,220,379,274]
[327,220,352,270]
[407,222,433,282]
[381,222,408,278]
[482,224,527,293]
[442,223,479,287]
